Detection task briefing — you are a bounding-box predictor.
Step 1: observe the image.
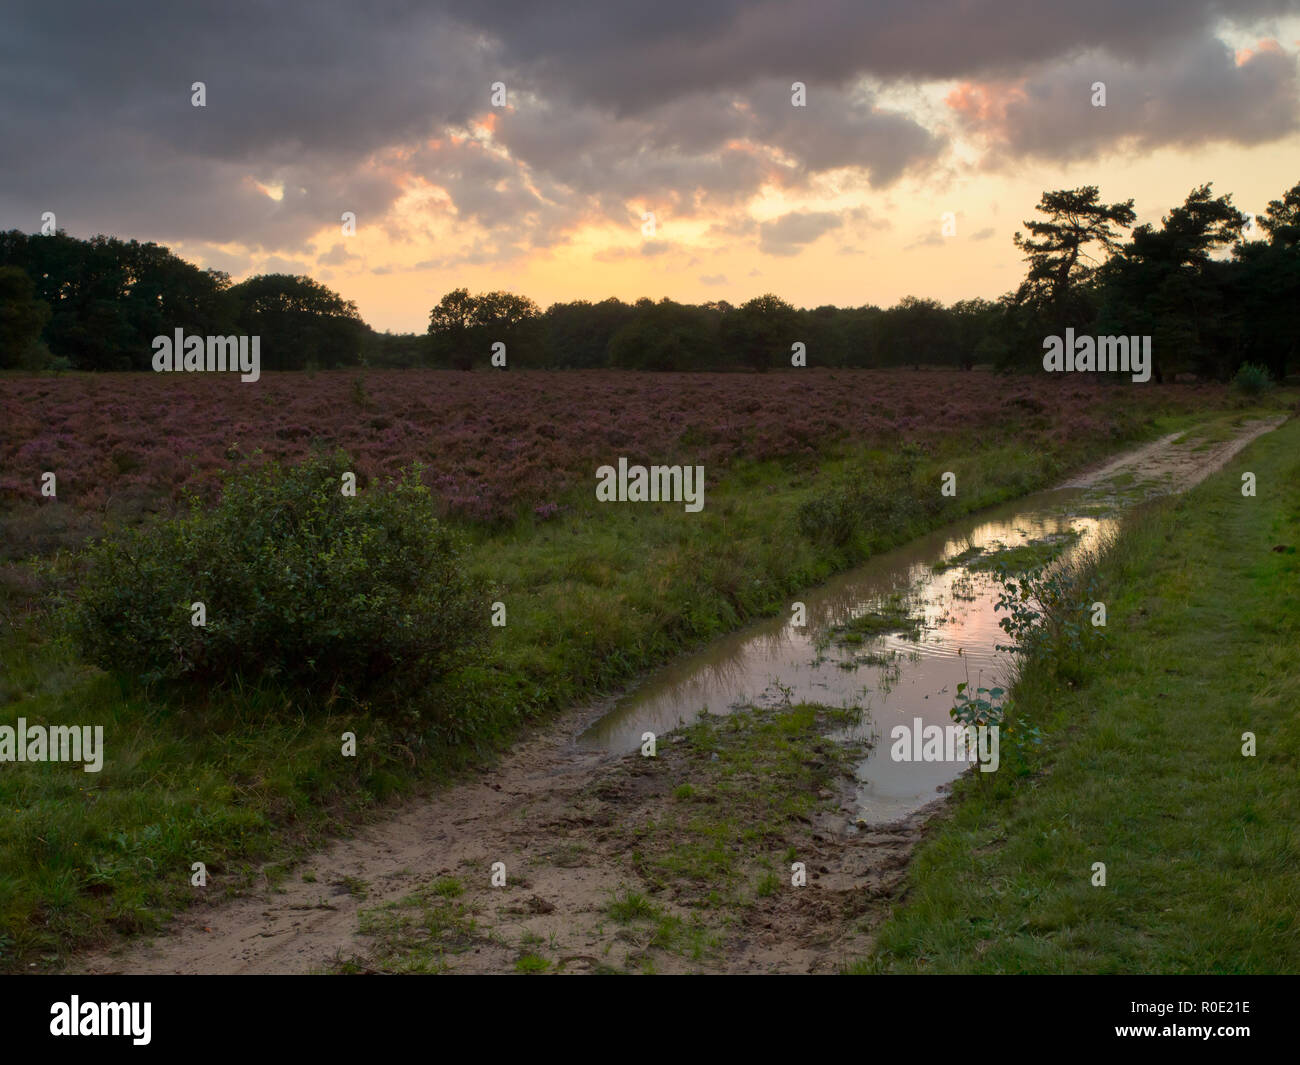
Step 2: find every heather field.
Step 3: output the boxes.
[0,369,1231,550]
[2,366,1276,973]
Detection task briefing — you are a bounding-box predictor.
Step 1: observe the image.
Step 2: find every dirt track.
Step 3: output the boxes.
[74,416,1287,975]
[1059,416,1285,493]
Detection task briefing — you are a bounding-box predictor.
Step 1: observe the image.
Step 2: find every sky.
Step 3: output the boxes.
[3,1,1300,332]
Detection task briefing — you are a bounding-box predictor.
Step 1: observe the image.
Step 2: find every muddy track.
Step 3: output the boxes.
[74,416,1286,975]
[1059,416,1285,493]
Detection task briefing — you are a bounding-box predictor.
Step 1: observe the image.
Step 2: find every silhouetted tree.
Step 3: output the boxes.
[1098,184,1245,381]
[0,265,52,368]
[231,274,365,370]
[1012,186,1136,345]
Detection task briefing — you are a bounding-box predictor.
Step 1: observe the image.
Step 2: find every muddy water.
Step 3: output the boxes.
[579,487,1118,823]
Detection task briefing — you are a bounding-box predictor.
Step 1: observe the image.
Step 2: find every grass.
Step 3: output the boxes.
[966,529,1082,572]
[824,602,924,644]
[339,876,369,900]
[931,543,985,572]
[331,883,486,974]
[857,415,1300,974]
[607,890,659,923]
[0,399,1286,970]
[618,701,865,908]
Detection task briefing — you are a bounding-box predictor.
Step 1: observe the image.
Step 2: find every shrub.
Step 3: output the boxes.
[68,451,483,708]
[1232,362,1273,396]
[18,340,55,371]
[796,450,930,547]
[992,548,1105,682]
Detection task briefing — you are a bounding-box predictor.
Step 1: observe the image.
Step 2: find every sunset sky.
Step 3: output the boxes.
[4,1,1299,332]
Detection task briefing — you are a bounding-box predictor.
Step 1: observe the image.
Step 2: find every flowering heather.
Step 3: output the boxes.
[0,370,1227,528]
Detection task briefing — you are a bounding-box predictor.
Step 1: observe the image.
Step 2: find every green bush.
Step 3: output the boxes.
[796,450,933,547]
[992,549,1105,685]
[68,451,483,708]
[1232,362,1273,396]
[18,339,55,371]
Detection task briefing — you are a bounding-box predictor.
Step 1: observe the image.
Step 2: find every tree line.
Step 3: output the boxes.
[2,178,1296,381]
[0,232,365,372]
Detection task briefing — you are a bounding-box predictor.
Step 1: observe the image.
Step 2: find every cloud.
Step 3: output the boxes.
[256,256,312,276]
[948,35,1300,163]
[593,245,637,262]
[447,0,1296,113]
[758,210,841,256]
[0,0,1295,274]
[699,273,728,284]
[318,242,360,265]
[745,82,946,186]
[0,3,489,249]
[970,226,995,241]
[904,231,946,251]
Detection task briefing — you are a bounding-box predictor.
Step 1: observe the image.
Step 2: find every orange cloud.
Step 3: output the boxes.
[945,81,1028,131]
[1235,38,1284,65]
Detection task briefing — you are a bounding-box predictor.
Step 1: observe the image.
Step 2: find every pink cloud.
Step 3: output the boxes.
[944,81,1029,140]
[1236,38,1284,66]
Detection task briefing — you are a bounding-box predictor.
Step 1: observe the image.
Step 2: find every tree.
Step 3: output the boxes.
[721,294,797,370]
[541,297,635,368]
[609,298,716,370]
[949,298,1002,370]
[473,291,541,367]
[426,288,540,368]
[1012,186,1136,336]
[1228,180,1300,381]
[0,265,52,368]
[1099,184,1245,381]
[427,288,476,367]
[231,274,365,370]
[879,295,956,368]
[0,230,237,369]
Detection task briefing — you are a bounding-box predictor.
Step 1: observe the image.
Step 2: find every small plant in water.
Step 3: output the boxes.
[950,680,1005,728]
[992,558,1099,663]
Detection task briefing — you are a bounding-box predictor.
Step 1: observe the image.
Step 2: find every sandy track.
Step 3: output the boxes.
[74,415,1287,975]
[1059,416,1286,494]
[78,714,617,974]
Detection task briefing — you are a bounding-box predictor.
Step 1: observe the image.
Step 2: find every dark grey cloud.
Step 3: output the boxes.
[443,0,1298,112]
[0,2,487,248]
[0,0,1297,262]
[952,33,1300,160]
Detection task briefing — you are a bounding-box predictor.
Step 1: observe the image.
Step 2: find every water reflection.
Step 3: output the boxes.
[579,487,1117,822]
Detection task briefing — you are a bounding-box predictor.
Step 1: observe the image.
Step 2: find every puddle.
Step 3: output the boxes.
[578,486,1117,823]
